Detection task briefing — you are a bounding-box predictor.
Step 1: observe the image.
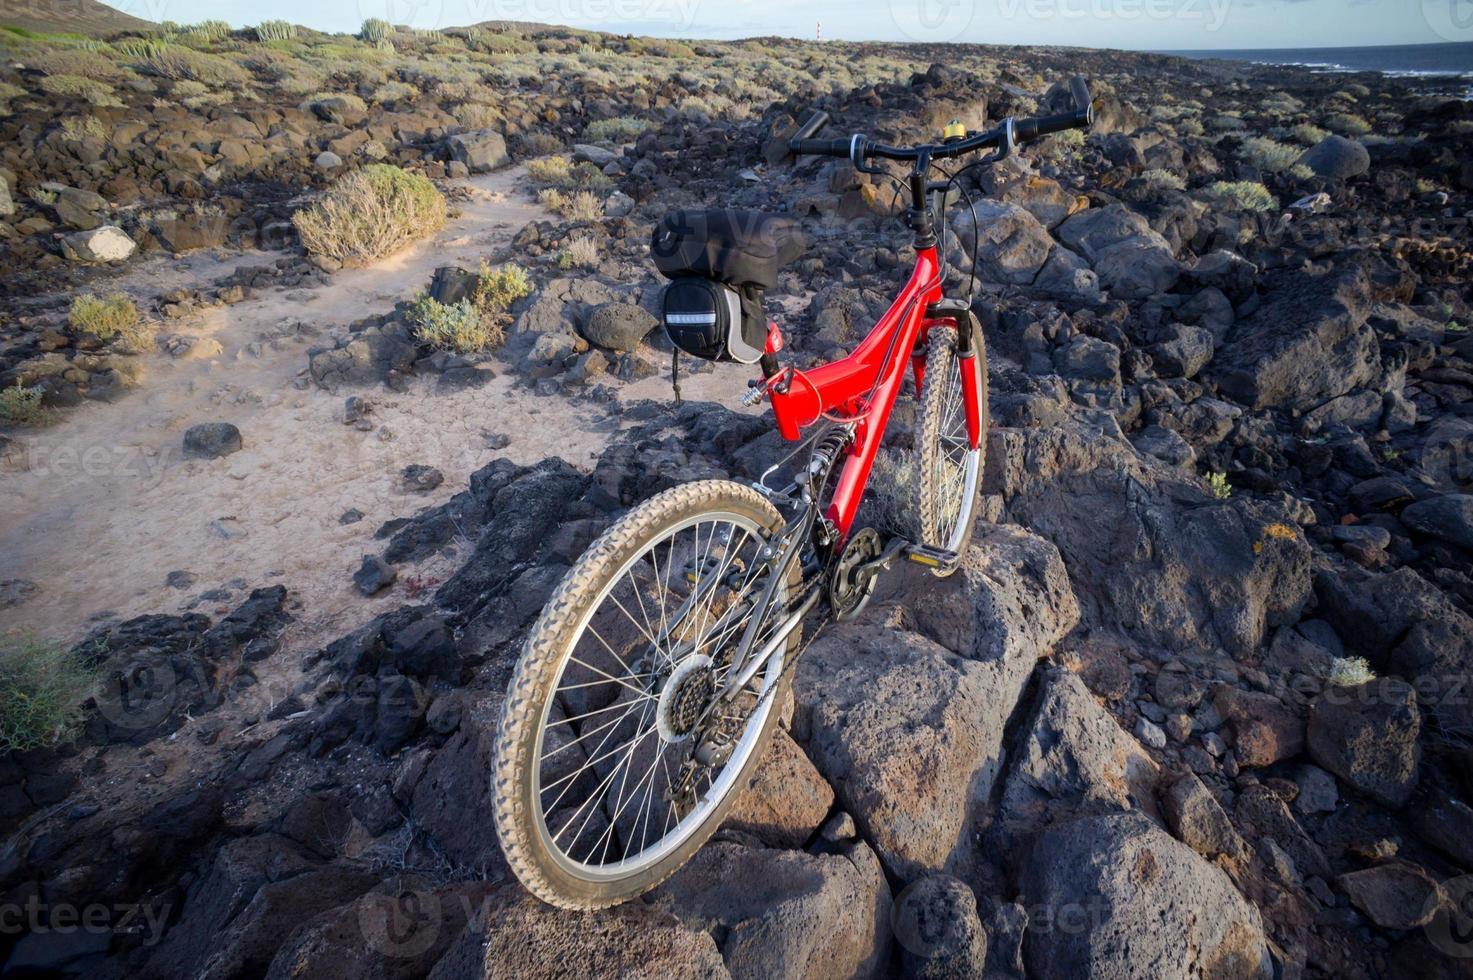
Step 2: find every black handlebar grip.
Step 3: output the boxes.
[790,110,830,145]
[1023,112,1086,140]
[790,137,853,157]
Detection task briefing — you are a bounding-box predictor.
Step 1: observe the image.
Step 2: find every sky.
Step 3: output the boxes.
[100,0,1471,50]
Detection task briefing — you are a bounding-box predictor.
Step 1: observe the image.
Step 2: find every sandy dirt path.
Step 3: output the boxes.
[0,168,756,647]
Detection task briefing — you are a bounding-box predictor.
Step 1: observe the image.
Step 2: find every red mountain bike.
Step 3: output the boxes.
[494,78,1094,909]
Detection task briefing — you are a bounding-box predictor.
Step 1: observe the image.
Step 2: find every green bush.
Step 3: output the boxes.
[25,47,129,81]
[1238,136,1300,173]
[1292,123,1329,145]
[70,292,140,342]
[37,73,121,106]
[59,115,106,142]
[371,80,417,103]
[254,20,297,42]
[0,384,43,424]
[131,44,249,86]
[583,116,649,142]
[293,164,448,267]
[1323,112,1371,136]
[1203,181,1278,212]
[360,18,392,45]
[1138,168,1185,192]
[0,634,97,752]
[472,262,532,313]
[190,19,232,41]
[409,296,503,353]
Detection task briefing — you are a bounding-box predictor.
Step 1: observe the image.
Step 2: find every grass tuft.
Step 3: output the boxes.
[1203,181,1278,213]
[0,634,98,752]
[0,384,44,424]
[293,164,448,267]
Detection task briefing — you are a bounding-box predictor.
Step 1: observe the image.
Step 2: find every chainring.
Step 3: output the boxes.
[829,527,882,622]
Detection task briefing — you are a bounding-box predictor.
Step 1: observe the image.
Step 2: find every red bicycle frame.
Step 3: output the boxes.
[762,243,985,541]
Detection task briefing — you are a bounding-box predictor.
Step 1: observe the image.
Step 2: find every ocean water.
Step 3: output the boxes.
[1159,41,1473,80]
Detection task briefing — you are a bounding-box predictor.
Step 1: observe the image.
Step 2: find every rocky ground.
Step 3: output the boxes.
[1,12,1472,980]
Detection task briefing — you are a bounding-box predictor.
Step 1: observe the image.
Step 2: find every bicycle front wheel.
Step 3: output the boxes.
[914,324,988,574]
[493,480,801,909]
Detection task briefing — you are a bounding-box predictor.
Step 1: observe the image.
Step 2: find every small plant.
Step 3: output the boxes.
[1238,136,1300,173]
[1318,656,1375,687]
[472,262,533,313]
[131,44,249,86]
[452,103,499,129]
[254,20,297,42]
[0,634,98,752]
[59,116,106,142]
[190,19,232,41]
[37,74,121,106]
[1203,180,1278,212]
[293,164,448,267]
[361,18,393,46]
[0,384,44,424]
[537,189,605,222]
[583,116,649,142]
[302,91,367,114]
[372,81,417,104]
[1323,112,1371,136]
[1445,321,1468,334]
[1205,471,1232,499]
[521,132,563,156]
[1137,168,1185,192]
[1287,163,1315,181]
[558,237,600,269]
[69,292,140,343]
[1291,123,1329,145]
[526,155,573,188]
[28,187,57,206]
[408,296,503,353]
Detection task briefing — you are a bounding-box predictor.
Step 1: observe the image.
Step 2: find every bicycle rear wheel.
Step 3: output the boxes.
[493,480,801,909]
[914,325,988,573]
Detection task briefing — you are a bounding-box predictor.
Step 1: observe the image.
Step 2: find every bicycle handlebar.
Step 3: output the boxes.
[790,75,1094,162]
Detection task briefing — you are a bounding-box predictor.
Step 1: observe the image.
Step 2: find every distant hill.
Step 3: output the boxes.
[0,0,153,36]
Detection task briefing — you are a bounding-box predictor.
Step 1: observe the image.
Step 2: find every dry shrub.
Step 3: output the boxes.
[0,634,97,752]
[293,164,448,266]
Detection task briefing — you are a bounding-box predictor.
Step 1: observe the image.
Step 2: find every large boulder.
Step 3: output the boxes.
[650,838,892,979]
[991,667,1160,856]
[1207,263,1378,412]
[1056,204,1181,300]
[892,875,988,979]
[1314,564,1473,721]
[723,728,834,848]
[950,200,1053,285]
[582,303,658,352]
[1399,494,1473,551]
[1307,678,1421,808]
[446,130,509,173]
[428,895,729,979]
[989,411,1312,657]
[1021,813,1272,979]
[61,225,136,263]
[1298,135,1371,181]
[793,624,1011,882]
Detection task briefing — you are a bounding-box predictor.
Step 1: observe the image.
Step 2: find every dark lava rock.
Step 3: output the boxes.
[401,464,444,493]
[1298,135,1371,181]
[338,508,365,525]
[1308,678,1421,808]
[1400,493,1473,551]
[582,303,659,352]
[182,422,242,459]
[0,579,40,609]
[893,874,988,979]
[164,571,196,590]
[353,556,397,596]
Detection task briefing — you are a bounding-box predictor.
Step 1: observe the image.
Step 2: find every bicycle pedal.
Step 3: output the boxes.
[903,544,958,568]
